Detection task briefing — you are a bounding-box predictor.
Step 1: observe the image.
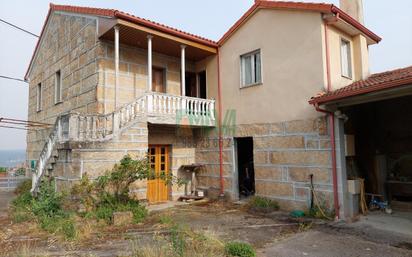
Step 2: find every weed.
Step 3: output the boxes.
[225,241,256,257]
[247,196,279,213]
[14,179,32,195]
[159,214,173,225]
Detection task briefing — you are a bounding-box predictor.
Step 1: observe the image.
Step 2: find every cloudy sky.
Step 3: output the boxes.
[0,0,411,150]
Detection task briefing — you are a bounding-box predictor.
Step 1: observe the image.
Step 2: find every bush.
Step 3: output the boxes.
[248,196,279,213]
[225,242,256,257]
[14,179,32,195]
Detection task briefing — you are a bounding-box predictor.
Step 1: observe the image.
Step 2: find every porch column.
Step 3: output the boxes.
[147,35,153,113]
[147,35,153,91]
[181,45,186,96]
[114,25,119,109]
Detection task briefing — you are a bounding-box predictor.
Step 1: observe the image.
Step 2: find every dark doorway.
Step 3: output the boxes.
[185,72,197,97]
[198,71,207,99]
[343,94,412,212]
[236,137,255,198]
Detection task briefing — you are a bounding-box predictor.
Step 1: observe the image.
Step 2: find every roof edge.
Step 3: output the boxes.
[218,1,381,46]
[309,76,412,105]
[331,5,381,43]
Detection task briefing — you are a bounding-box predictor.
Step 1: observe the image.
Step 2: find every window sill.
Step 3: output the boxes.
[341,74,353,80]
[240,82,262,89]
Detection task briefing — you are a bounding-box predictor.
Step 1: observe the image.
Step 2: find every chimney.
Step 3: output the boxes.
[340,0,364,24]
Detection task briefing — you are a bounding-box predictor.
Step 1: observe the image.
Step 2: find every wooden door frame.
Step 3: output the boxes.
[147,144,170,203]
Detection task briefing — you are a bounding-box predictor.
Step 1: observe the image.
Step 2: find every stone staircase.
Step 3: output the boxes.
[31,92,215,193]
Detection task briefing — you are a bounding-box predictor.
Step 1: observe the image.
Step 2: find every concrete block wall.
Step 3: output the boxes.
[195,117,334,211]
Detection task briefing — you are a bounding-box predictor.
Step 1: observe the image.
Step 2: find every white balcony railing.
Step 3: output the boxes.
[60,92,215,142]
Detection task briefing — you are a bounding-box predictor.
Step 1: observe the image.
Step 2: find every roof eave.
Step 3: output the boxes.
[309,77,412,105]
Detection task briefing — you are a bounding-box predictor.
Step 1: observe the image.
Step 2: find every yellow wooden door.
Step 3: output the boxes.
[147,145,169,203]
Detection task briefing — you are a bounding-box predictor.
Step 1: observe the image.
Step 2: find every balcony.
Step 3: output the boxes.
[59,92,215,142]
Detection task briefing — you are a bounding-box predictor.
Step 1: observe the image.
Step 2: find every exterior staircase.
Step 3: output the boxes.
[31,92,215,193]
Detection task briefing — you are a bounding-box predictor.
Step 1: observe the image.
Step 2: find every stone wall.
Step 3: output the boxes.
[195,117,334,211]
[96,41,196,114]
[53,120,148,192]
[27,12,100,162]
[148,125,197,201]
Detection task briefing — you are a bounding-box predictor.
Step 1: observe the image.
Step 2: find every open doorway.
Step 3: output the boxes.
[343,94,412,213]
[235,137,255,198]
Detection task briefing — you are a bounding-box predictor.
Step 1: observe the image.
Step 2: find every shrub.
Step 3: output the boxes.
[248,196,279,212]
[14,179,32,195]
[225,242,256,257]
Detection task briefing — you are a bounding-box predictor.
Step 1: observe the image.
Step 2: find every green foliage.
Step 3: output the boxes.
[248,196,279,212]
[31,181,63,217]
[159,214,173,225]
[307,204,335,220]
[11,179,76,240]
[71,155,150,224]
[170,224,186,257]
[225,242,256,257]
[94,155,151,202]
[0,167,6,173]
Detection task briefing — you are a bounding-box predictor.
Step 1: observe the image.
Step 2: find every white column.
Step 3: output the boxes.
[147,35,153,92]
[114,25,119,109]
[181,45,186,96]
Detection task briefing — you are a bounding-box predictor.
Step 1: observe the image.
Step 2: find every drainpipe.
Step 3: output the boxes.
[311,17,340,219]
[217,47,224,197]
[314,103,339,220]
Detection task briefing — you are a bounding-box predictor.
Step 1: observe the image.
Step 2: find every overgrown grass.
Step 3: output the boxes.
[247,196,279,213]
[11,180,76,240]
[132,224,226,257]
[225,241,256,257]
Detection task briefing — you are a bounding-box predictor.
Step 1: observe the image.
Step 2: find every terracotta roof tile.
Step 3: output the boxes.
[309,65,412,104]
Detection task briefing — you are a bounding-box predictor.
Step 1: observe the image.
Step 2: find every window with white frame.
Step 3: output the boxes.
[54,70,62,104]
[240,49,262,87]
[340,39,352,78]
[36,83,42,112]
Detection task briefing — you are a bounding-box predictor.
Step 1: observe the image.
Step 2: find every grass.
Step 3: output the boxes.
[247,196,279,213]
[132,225,227,257]
[225,241,256,257]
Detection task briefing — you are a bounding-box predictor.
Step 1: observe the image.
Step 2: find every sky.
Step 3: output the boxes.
[0,0,411,150]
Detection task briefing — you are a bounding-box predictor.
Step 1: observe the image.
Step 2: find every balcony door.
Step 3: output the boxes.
[147,145,169,203]
[152,67,166,93]
[185,71,206,99]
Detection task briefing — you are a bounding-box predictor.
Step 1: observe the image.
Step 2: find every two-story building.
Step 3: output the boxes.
[27,0,412,220]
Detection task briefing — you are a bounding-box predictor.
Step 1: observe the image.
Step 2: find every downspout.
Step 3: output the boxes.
[217,47,224,197]
[312,16,340,219]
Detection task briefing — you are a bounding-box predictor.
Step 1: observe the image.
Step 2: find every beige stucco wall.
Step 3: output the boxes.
[325,25,370,91]
[27,12,100,161]
[219,9,326,125]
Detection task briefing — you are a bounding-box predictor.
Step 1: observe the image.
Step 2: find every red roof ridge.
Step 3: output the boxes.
[218,0,381,45]
[309,65,412,104]
[25,3,217,80]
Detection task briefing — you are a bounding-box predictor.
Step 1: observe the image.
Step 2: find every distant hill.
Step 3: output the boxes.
[0,149,26,168]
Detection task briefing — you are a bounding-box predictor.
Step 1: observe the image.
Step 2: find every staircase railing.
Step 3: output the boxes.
[31,117,62,193]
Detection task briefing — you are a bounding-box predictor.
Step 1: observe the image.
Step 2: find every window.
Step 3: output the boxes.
[36,83,42,112]
[341,39,352,78]
[241,50,261,87]
[54,70,62,104]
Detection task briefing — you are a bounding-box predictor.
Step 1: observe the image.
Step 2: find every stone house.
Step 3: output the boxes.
[26,0,391,219]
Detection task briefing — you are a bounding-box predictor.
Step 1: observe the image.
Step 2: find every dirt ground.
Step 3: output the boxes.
[1,200,411,257]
